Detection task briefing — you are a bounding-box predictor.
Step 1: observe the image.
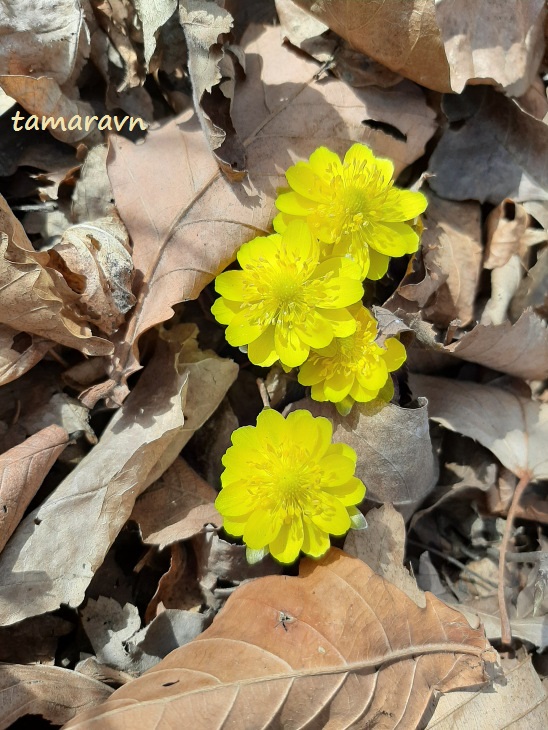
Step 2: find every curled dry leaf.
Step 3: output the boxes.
[71,144,116,223]
[64,549,496,730]
[106,23,436,395]
[0,663,112,730]
[131,457,221,548]
[434,0,546,96]
[425,654,548,729]
[410,374,548,481]
[133,0,177,69]
[0,331,237,626]
[290,397,438,519]
[179,0,246,177]
[291,0,451,91]
[429,87,548,205]
[0,193,113,356]
[48,215,136,335]
[0,424,68,554]
[0,325,52,386]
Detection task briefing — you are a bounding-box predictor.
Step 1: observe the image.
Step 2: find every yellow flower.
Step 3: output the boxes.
[211,220,364,369]
[216,409,366,564]
[298,306,406,415]
[275,144,427,280]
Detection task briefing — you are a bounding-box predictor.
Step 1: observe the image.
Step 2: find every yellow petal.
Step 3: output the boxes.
[215,485,255,517]
[381,188,428,221]
[323,476,366,506]
[269,517,304,564]
[274,326,309,368]
[318,453,356,485]
[318,308,357,338]
[248,326,278,367]
[309,146,343,179]
[312,494,351,535]
[214,270,247,300]
[356,359,389,390]
[343,143,375,168]
[225,310,268,347]
[211,296,241,325]
[275,190,315,216]
[230,425,262,451]
[243,508,283,550]
[382,338,407,371]
[281,219,319,262]
[256,408,286,444]
[297,358,324,386]
[323,372,353,402]
[295,312,333,349]
[286,162,327,202]
[301,518,330,558]
[311,382,328,402]
[324,442,357,466]
[237,233,280,268]
[368,222,419,256]
[367,248,390,280]
[222,515,248,537]
[349,380,379,402]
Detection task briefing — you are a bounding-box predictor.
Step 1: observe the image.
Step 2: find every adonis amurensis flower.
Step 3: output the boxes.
[216,409,366,564]
[211,220,364,369]
[298,306,406,415]
[275,144,427,280]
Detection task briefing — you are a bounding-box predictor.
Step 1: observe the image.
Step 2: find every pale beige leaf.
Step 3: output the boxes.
[131,457,220,548]
[0,193,113,356]
[0,75,98,144]
[0,325,52,386]
[0,425,68,554]
[49,215,135,334]
[0,663,112,730]
[434,0,546,96]
[0,0,86,86]
[484,200,535,270]
[446,310,548,381]
[64,550,496,730]
[344,504,426,606]
[107,24,436,392]
[480,255,523,326]
[133,0,177,68]
[510,246,548,319]
[429,87,548,205]
[427,655,548,729]
[290,397,438,519]
[410,374,548,480]
[71,144,116,223]
[292,0,452,91]
[0,332,237,626]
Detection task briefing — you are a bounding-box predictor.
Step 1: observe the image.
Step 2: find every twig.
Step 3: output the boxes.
[487,547,548,563]
[256,378,270,408]
[406,539,499,590]
[497,473,531,645]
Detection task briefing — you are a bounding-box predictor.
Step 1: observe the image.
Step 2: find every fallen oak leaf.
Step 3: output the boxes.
[0,193,113,357]
[63,549,496,730]
[0,663,113,730]
[0,425,69,554]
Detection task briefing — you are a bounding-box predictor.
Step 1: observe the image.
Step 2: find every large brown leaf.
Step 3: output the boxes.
[64,549,496,730]
[410,375,548,481]
[106,23,436,396]
[0,424,68,554]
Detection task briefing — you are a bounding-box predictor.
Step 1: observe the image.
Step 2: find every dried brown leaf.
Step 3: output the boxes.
[0,331,237,626]
[0,193,113,356]
[0,663,112,730]
[434,0,546,96]
[429,87,548,205]
[133,0,177,69]
[426,654,548,729]
[292,0,452,91]
[64,550,496,730]
[290,397,438,519]
[410,374,548,481]
[0,325,52,386]
[106,24,436,396]
[0,424,68,554]
[131,457,220,548]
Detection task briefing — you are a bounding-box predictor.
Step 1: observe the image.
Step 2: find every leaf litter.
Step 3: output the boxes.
[0,1,547,728]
